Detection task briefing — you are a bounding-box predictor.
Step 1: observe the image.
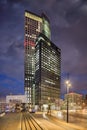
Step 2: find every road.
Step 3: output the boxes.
[0,112,21,130]
[0,111,87,130]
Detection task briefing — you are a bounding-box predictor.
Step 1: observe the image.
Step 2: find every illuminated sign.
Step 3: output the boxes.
[45,80,55,85]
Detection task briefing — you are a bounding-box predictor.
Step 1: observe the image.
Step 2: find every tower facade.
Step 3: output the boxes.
[35,33,61,106]
[24,10,51,105]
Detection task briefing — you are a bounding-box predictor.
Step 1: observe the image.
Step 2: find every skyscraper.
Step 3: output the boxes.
[24,10,51,106]
[35,33,61,106]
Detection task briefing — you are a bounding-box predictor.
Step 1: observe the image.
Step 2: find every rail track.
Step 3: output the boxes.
[21,112,45,130]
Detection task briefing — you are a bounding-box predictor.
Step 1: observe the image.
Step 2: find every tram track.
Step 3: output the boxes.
[21,112,45,130]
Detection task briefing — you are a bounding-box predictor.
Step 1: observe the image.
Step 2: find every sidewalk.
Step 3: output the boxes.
[51,110,87,130]
[34,111,87,130]
[0,112,21,130]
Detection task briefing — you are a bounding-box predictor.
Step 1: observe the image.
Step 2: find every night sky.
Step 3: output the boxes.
[0,0,87,98]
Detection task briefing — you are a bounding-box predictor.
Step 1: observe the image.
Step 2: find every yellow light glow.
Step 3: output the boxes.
[65,80,71,87]
[65,80,69,85]
[25,12,42,22]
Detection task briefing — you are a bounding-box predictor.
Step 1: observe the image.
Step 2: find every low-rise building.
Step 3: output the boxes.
[64,92,83,110]
[6,95,27,104]
[6,95,27,112]
[0,98,6,113]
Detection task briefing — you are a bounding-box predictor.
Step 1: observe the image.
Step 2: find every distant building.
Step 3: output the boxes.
[35,33,61,106]
[55,98,64,110]
[82,94,87,108]
[64,92,82,109]
[6,95,27,104]
[0,98,6,113]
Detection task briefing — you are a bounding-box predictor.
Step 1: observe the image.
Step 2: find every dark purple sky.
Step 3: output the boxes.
[0,0,87,98]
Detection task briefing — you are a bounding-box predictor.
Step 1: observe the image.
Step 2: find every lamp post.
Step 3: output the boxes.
[48,97,51,115]
[65,80,71,123]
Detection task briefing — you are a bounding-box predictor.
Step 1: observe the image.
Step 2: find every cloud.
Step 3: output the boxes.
[0,39,24,81]
[6,41,24,58]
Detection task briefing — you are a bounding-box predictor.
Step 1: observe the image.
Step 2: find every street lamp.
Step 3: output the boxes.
[65,80,71,123]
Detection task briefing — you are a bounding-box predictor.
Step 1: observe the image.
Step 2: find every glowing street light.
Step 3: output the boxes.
[65,80,71,123]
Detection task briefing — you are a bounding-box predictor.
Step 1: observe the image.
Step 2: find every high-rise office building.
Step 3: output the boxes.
[24,10,51,105]
[35,33,61,106]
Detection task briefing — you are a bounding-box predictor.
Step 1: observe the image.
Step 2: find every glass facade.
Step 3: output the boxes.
[35,33,61,105]
[24,11,42,105]
[42,13,51,40]
[24,11,51,105]
[24,10,60,107]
